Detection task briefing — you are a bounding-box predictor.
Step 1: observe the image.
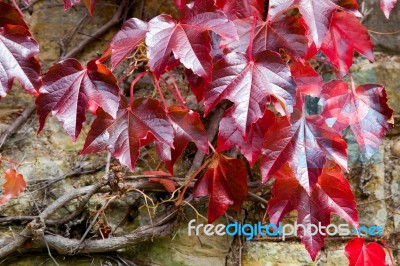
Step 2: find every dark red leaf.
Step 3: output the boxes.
[261,108,347,193]
[268,162,358,260]
[185,69,207,102]
[215,0,265,20]
[0,169,26,204]
[81,97,174,170]
[381,0,398,18]
[0,2,28,28]
[321,80,393,158]
[146,0,237,79]
[0,25,41,97]
[109,18,148,69]
[146,15,212,79]
[290,62,323,96]
[204,50,296,137]
[268,0,358,47]
[345,237,387,266]
[193,153,247,223]
[321,11,374,77]
[223,14,308,61]
[156,105,208,174]
[218,109,275,166]
[36,59,120,141]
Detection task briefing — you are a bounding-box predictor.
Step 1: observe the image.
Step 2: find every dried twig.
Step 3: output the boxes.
[0,102,36,150]
[0,184,102,259]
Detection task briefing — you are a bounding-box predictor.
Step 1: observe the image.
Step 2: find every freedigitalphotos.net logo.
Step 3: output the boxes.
[188,219,384,241]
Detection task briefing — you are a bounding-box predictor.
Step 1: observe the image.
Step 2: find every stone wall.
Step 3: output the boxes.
[361,0,400,53]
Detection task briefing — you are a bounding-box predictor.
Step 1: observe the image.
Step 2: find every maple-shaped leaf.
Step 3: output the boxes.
[0,24,41,97]
[269,0,359,47]
[320,80,393,158]
[381,0,398,18]
[321,11,373,77]
[290,62,323,96]
[261,107,347,193]
[215,0,265,20]
[146,0,237,79]
[0,2,28,28]
[268,162,358,260]
[223,14,308,61]
[108,18,148,69]
[218,109,275,166]
[81,97,174,170]
[204,50,296,137]
[63,0,96,16]
[193,153,247,223]
[0,169,26,204]
[155,105,209,174]
[36,59,120,141]
[345,237,388,266]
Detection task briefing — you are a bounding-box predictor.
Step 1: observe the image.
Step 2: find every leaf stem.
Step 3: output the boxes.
[349,74,357,96]
[129,71,148,107]
[10,0,24,18]
[152,73,168,110]
[208,141,216,153]
[175,158,211,206]
[166,71,188,110]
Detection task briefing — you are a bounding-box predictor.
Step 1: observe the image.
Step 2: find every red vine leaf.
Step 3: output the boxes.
[261,107,348,193]
[193,153,247,223]
[0,169,26,204]
[81,97,174,170]
[290,62,323,96]
[218,109,275,166]
[215,0,265,20]
[345,237,388,266]
[320,80,393,158]
[268,0,359,47]
[146,0,237,79]
[0,2,28,28]
[381,0,398,18]
[268,162,358,260]
[204,50,296,137]
[108,18,148,69]
[223,14,308,61]
[36,59,120,141]
[321,11,374,77]
[156,105,209,174]
[0,25,41,97]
